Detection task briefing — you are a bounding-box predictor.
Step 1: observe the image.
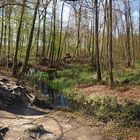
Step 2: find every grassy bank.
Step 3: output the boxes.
[27,63,140,139]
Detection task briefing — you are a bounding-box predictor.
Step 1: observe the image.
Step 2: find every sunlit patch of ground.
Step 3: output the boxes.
[77,84,140,103]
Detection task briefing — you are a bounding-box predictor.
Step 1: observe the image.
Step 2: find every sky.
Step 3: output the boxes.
[57,0,140,27]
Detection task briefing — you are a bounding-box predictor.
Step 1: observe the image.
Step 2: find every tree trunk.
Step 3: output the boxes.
[12,0,27,76]
[57,2,64,64]
[42,0,48,58]
[124,0,132,67]
[108,0,114,87]
[0,7,4,56]
[95,0,102,82]
[6,7,11,71]
[21,0,39,75]
[49,0,57,67]
[36,12,41,61]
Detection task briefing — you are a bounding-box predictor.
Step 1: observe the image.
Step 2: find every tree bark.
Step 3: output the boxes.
[108,0,114,87]
[0,7,4,56]
[21,0,40,75]
[12,0,27,76]
[95,0,102,82]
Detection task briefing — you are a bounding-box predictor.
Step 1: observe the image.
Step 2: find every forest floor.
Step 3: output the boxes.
[1,66,140,140]
[76,84,140,103]
[0,69,115,140]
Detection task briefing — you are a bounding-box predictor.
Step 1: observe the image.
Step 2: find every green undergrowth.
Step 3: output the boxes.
[48,64,95,91]
[27,70,48,85]
[27,63,140,130]
[69,95,140,127]
[113,69,140,85]
[104,122,140,139]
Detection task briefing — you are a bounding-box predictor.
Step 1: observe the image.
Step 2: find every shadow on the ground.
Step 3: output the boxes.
[1,104,48,116]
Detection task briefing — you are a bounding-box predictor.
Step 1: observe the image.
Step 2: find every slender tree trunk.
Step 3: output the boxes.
[49,0,57,67]
[108,0,114,87]
[57,2,64,63]
[36,13,41,60]
[42,0,48,58]
[100,0,107,68]
[128,3,134,67]
[19,35,25,63]
[48,15,53,61]
[6,7,11,71]
[124,0,132,67]
[4,18,7,56]
[0,7,4,56]
[91,19,95,68]
[21,0,39,75]
[95,0,102,82]
[74,5,82,56]
[59,8,72,63]
[12,0,27,76]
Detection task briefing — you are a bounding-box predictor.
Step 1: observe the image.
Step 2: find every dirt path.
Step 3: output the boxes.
[0,105,114,140]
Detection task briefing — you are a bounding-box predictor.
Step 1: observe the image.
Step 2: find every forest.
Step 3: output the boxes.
[0,0,140,140]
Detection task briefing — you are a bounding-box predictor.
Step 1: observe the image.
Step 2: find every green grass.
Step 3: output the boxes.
[48,64,95,92]
[113,68,140,85]
[27,63,140,139]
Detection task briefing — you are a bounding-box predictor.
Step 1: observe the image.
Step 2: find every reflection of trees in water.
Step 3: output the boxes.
[28,68,69,108]
[39,71,69,108]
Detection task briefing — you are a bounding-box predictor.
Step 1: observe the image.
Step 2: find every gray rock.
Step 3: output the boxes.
[22,125,57,140]
[0,134,4,140]
[0,78,32,107]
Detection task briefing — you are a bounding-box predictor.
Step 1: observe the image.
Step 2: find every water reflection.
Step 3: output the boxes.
[27,69,70,109]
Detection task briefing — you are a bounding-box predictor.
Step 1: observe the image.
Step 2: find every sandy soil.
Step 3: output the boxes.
[0,105,115,140]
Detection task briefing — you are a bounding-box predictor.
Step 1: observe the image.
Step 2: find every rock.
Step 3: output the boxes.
[22,125,57,140]
[0,126,9,136]
[0,134,4,140]
[0,78,32,108]
[0,126,9,140]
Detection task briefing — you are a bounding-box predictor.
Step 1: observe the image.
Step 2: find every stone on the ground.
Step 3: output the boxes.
[0,126,9,140]
[22,125,57,140]
[0,126,9,136]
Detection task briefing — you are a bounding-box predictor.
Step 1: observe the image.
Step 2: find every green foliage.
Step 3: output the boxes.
[77,72,95,84]
[27,71,48,85]
[114,69,140,85]
[48,65,95,92]
[48,78,76,91]
[118,103,140,126]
